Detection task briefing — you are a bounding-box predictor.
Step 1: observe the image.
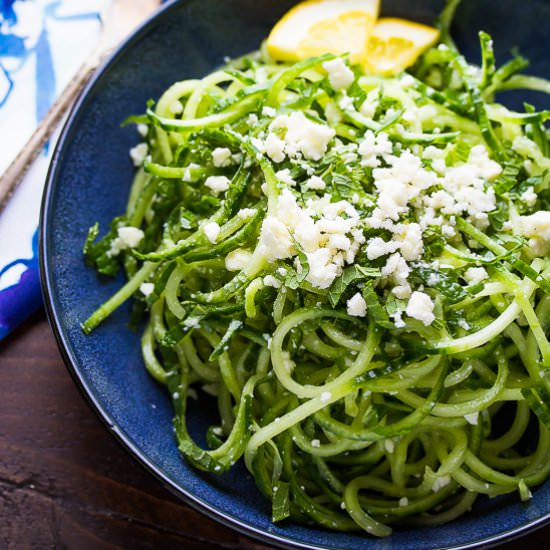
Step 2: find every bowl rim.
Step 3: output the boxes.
[39,0,550,548]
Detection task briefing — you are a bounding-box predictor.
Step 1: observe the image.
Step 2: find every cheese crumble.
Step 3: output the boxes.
[258,189,364,289]
[203,222,221,243]
[322,58,355,91]
[347,292,367,317]
[204,175,230,194]
[406,291,435,326]
[108,226,144,257]
[129,143,148,166]
[225,249,252,271]
[269,111,336,161]
[139,282,155,297]
[212,147,233,167]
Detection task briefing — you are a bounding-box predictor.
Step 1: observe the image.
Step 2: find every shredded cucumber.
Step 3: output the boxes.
[82,1,550,537]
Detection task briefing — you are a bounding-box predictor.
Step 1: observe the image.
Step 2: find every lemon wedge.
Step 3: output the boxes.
[363,18,440,76]
[267,0,380,64]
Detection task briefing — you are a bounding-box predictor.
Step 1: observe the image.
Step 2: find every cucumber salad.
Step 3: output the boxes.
[82,0,550,537]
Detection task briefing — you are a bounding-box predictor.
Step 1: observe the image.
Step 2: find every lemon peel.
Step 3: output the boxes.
[267,0,380,64]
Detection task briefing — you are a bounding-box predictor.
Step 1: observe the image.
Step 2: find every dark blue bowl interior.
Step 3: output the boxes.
[40,1,550,548]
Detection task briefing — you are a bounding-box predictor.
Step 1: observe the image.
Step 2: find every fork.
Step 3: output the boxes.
[0,0,162,212]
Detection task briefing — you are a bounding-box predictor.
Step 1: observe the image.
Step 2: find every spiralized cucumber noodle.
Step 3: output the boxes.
[82,0,550,537]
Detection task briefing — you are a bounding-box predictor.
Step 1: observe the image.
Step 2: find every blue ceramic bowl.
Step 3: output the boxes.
[40,1,550,548]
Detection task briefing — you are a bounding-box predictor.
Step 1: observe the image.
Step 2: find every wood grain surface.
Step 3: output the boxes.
[0,312,548,549]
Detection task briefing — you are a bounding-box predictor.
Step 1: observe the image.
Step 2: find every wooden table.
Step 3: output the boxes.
[1,312,548,549]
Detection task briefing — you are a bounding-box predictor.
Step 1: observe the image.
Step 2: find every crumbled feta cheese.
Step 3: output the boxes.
[406,291,435,326]
[306,248,339,289]
[519,210,550,255]
[258,190,362,288]
[252,137,267,154]
[366,237,399,260]
[382,253,411,298]
[137,123,148,137]
[212,147,233,167]
[108,226,144,256]
[294,218,321,253]
[270,111,335,161]
[423,143,446,159]
[311,439,321,448]
[237,208,257,220]
[417,144,500,229]
[520,210,550,241]
[204,175,230,194]
[469,144,502,180]
[384,439,395,453]
[262,106,277,117]
[395,223,424,261]
[322,199,358,220]
[225,248,252,271]
[258,216,294,260]
[338,94,355,111]
[276,168,296,187]
[347,292,367,317]
[332,142,359,164]
[319,391,332,403]
[322,58,354,90]
[399,497,409,507]
[118,227,144,248]
[358,130,392,167]
[203,221,221,243]
[441,224,456,237]
[278,188,310,230]
[263,275,281,288]
[464,412,479,425]
[464,267,488,285]
[277,267,288,277]
[520,187,538,208]
[129,143,148,166]
[306,175,326,190]
[317,218,355,233]
[431,158,447,174]
[392,310,405,329]
[263,132,286,163]
[139,282,154,297]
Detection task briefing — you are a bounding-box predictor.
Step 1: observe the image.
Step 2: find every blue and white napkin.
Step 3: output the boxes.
[0,0,104,340]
